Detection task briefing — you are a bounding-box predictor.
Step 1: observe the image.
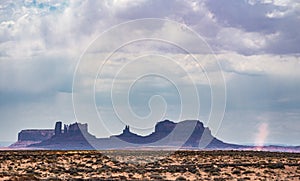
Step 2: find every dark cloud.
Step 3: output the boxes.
[205,0,300,54]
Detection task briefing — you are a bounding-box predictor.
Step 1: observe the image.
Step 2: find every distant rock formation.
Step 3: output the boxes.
[28,122,95,150]
[112,120,238,149]
[10,122,92,149]
[10,120,300,151]
[9,129,54,148]
[21,120,241,150]
[54,121,62,135]
[18,129,54,142]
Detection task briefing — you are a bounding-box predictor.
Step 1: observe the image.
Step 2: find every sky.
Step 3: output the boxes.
[0,0,300,146]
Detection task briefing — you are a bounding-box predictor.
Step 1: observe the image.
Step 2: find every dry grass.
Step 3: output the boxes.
[0,150,299,180]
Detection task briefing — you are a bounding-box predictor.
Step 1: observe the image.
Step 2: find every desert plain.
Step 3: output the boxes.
[0,150,300,180]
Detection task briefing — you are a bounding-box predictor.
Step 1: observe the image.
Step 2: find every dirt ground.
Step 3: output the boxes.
[0,150,299,180]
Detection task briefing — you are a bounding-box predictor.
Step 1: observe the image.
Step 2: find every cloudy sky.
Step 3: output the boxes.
[0,0,300,146]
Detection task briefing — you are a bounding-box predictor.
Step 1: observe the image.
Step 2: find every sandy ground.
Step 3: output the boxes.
[0,150,299,180]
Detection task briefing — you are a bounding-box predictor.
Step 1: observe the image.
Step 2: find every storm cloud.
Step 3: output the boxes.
[0,0,299,145]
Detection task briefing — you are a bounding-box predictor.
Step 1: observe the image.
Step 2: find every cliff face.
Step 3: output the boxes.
[18,129,54,142]
[9,129,54,148]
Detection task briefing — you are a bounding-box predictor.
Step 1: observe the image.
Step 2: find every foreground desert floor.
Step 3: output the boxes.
[0,150,299,180]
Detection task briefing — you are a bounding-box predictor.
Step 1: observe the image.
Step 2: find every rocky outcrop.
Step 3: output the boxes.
[10,120,300,151]
[11,120,243,150]
[114,120,237,149]
[9,129,54,148]
[54,121,62,135]
[14,120,243,150]
[18,129,54,142]
[29,122,95,150]
[10,122,91,149]
[22,120,237,150]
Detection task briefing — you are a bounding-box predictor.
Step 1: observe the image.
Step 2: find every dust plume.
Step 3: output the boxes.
[255,122,269,151]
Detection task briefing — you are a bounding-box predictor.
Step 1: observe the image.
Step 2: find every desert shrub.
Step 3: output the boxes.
[221,172,230,177]
[50,169,61,174]
[150,173,163,180]
[263,169,275,174]
[187,165,198,174]
[45,177,62,181]
[212,171,220,176]
[101,164,111,170]
[84,155,91,158]
[68,167,78,175]
[168,165,186,173]
[110,167,120,173]
[26,169,34,174]
[175,176,187,181]
[0,171,9,176]
[243,170,255,174]
[203,166,220,174]
[267,162,285,169]
[86,160,93,164]
[232,169,241,175]
[77,163,85,167]
[76,167,86,172]
[237,177,251,181]
[136,169,146,174]
[14,175,39,181]
[214,177,226,181]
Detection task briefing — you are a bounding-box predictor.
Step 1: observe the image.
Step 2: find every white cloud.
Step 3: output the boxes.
[266,9,287,18]
[218,53,300,77]
[216,28,268,54]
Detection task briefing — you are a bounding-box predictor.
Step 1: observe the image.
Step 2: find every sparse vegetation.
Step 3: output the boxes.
[232,169,241,175]
[0,150,299,180]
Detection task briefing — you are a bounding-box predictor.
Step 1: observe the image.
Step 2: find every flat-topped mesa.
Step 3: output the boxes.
[9,129,55,148]
[115,119,218,147]
[18,129,54,142]
[154,120,176,133]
